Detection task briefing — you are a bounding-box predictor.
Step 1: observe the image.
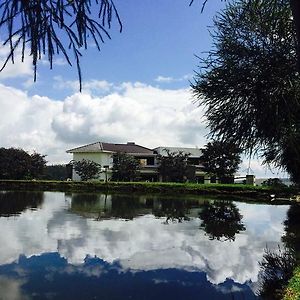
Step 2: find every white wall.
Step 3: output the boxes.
[72,152,113,181]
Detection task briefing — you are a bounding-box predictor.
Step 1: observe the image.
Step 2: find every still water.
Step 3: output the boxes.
[0,191,297,300]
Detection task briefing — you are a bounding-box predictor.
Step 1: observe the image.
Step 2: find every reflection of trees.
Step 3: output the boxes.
[282,204,300,261]
[258,247,296,300]
[0,191,44,217]
[152,199,190,224]
[70,193,152,220]
[199,201,245,241]
[258,204,300,299]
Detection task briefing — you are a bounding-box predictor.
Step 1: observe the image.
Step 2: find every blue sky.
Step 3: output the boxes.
[0,1,286,177]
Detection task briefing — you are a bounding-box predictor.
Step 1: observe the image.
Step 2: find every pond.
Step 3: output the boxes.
[0,190,298,300]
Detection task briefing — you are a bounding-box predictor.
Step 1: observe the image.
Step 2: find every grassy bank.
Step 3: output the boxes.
[0,180,298,200]
[284,267,300,300]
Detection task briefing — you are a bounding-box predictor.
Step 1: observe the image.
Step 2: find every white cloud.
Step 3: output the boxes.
[0,82,208,163]
[0,80,287,177]
[0,42,32,79]
[53,76,113,94]
[155,74,193,83]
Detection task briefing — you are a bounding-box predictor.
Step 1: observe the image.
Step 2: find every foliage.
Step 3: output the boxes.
[201,141,242,183]
[157,149,191,183]
[111,152,140,182]
[282,204,300,261]
[44,164,71,180]
[262,178,287,188]
[199,200,245,241]
[0,0,121,90]
[258,247,296,300]
[192,0,300,183]
[0,147,46,179]
[30,152,48,178]
[283,267,300,300]
[72,159,101,181]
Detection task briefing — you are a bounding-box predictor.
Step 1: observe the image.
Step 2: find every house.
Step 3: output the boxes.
[67,141,157,181]
[153,146,208,183]
[67,141,207,182]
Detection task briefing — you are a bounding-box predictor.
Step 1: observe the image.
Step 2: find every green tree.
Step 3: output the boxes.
[192,0,300,183]
[157,149,191,182]
[72,159,101,181]
[201,141,241,183]
[44,164,70,180]
[0,147,46,179]
[111,152,140,182]
[261,178,287,188]
[29,152,47,179]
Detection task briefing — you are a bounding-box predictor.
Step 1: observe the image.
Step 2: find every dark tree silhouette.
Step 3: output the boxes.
[199,201,245,241]
[0,0,121,90]
[0,147,46,179]
[258,246,296,300]
[192,0,300,183]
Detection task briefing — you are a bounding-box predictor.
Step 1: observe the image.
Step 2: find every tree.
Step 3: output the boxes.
[201,141,241,183]
[44,164,71,180]
[199,200,246,241]
[157,149,191,182]
[111,152,140,182]
[29,152,47,179]
[261,178,287,188]
[0,0,121,90]
[72,159,101,181]
[192,0,300,183]
[1,0,300,89]
[0,147,46,179]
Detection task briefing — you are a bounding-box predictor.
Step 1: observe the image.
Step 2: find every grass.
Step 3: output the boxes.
[0,179,297,200]
[283,267,300,300]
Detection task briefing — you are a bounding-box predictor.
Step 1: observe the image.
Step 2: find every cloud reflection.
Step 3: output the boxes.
[0,192,289,288]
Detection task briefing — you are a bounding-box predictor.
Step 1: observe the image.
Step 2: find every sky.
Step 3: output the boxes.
[0,0,286,178]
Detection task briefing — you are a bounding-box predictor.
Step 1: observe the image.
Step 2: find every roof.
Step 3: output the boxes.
[153,146,203,157]
[67,142,154,154]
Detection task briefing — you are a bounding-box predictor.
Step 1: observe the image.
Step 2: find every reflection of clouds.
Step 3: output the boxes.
[0,276,30,300]
[0,193,289,287]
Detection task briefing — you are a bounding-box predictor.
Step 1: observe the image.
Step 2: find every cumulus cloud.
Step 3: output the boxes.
[0,82,207,163]
[0,42,32,79]
[0,79,286,176]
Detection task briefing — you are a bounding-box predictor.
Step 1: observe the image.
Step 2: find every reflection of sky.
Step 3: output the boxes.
[0,192,290,298]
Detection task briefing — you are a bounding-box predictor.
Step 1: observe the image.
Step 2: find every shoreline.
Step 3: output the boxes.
[0,180,298,203]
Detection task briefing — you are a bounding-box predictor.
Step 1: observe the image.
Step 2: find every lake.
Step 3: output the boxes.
[0,190,297,300]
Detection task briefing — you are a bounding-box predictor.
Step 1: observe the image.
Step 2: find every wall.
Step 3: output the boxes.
[72,152,113,181]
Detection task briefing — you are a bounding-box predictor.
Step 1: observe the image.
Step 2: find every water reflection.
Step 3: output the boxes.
[199,201,246,241]
[0,191,44,217]
[0,252,259,300]
[0,191,294,299]
[282,203,300,260]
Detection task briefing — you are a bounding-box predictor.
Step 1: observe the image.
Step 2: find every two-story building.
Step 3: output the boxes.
[67,141,207,182]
